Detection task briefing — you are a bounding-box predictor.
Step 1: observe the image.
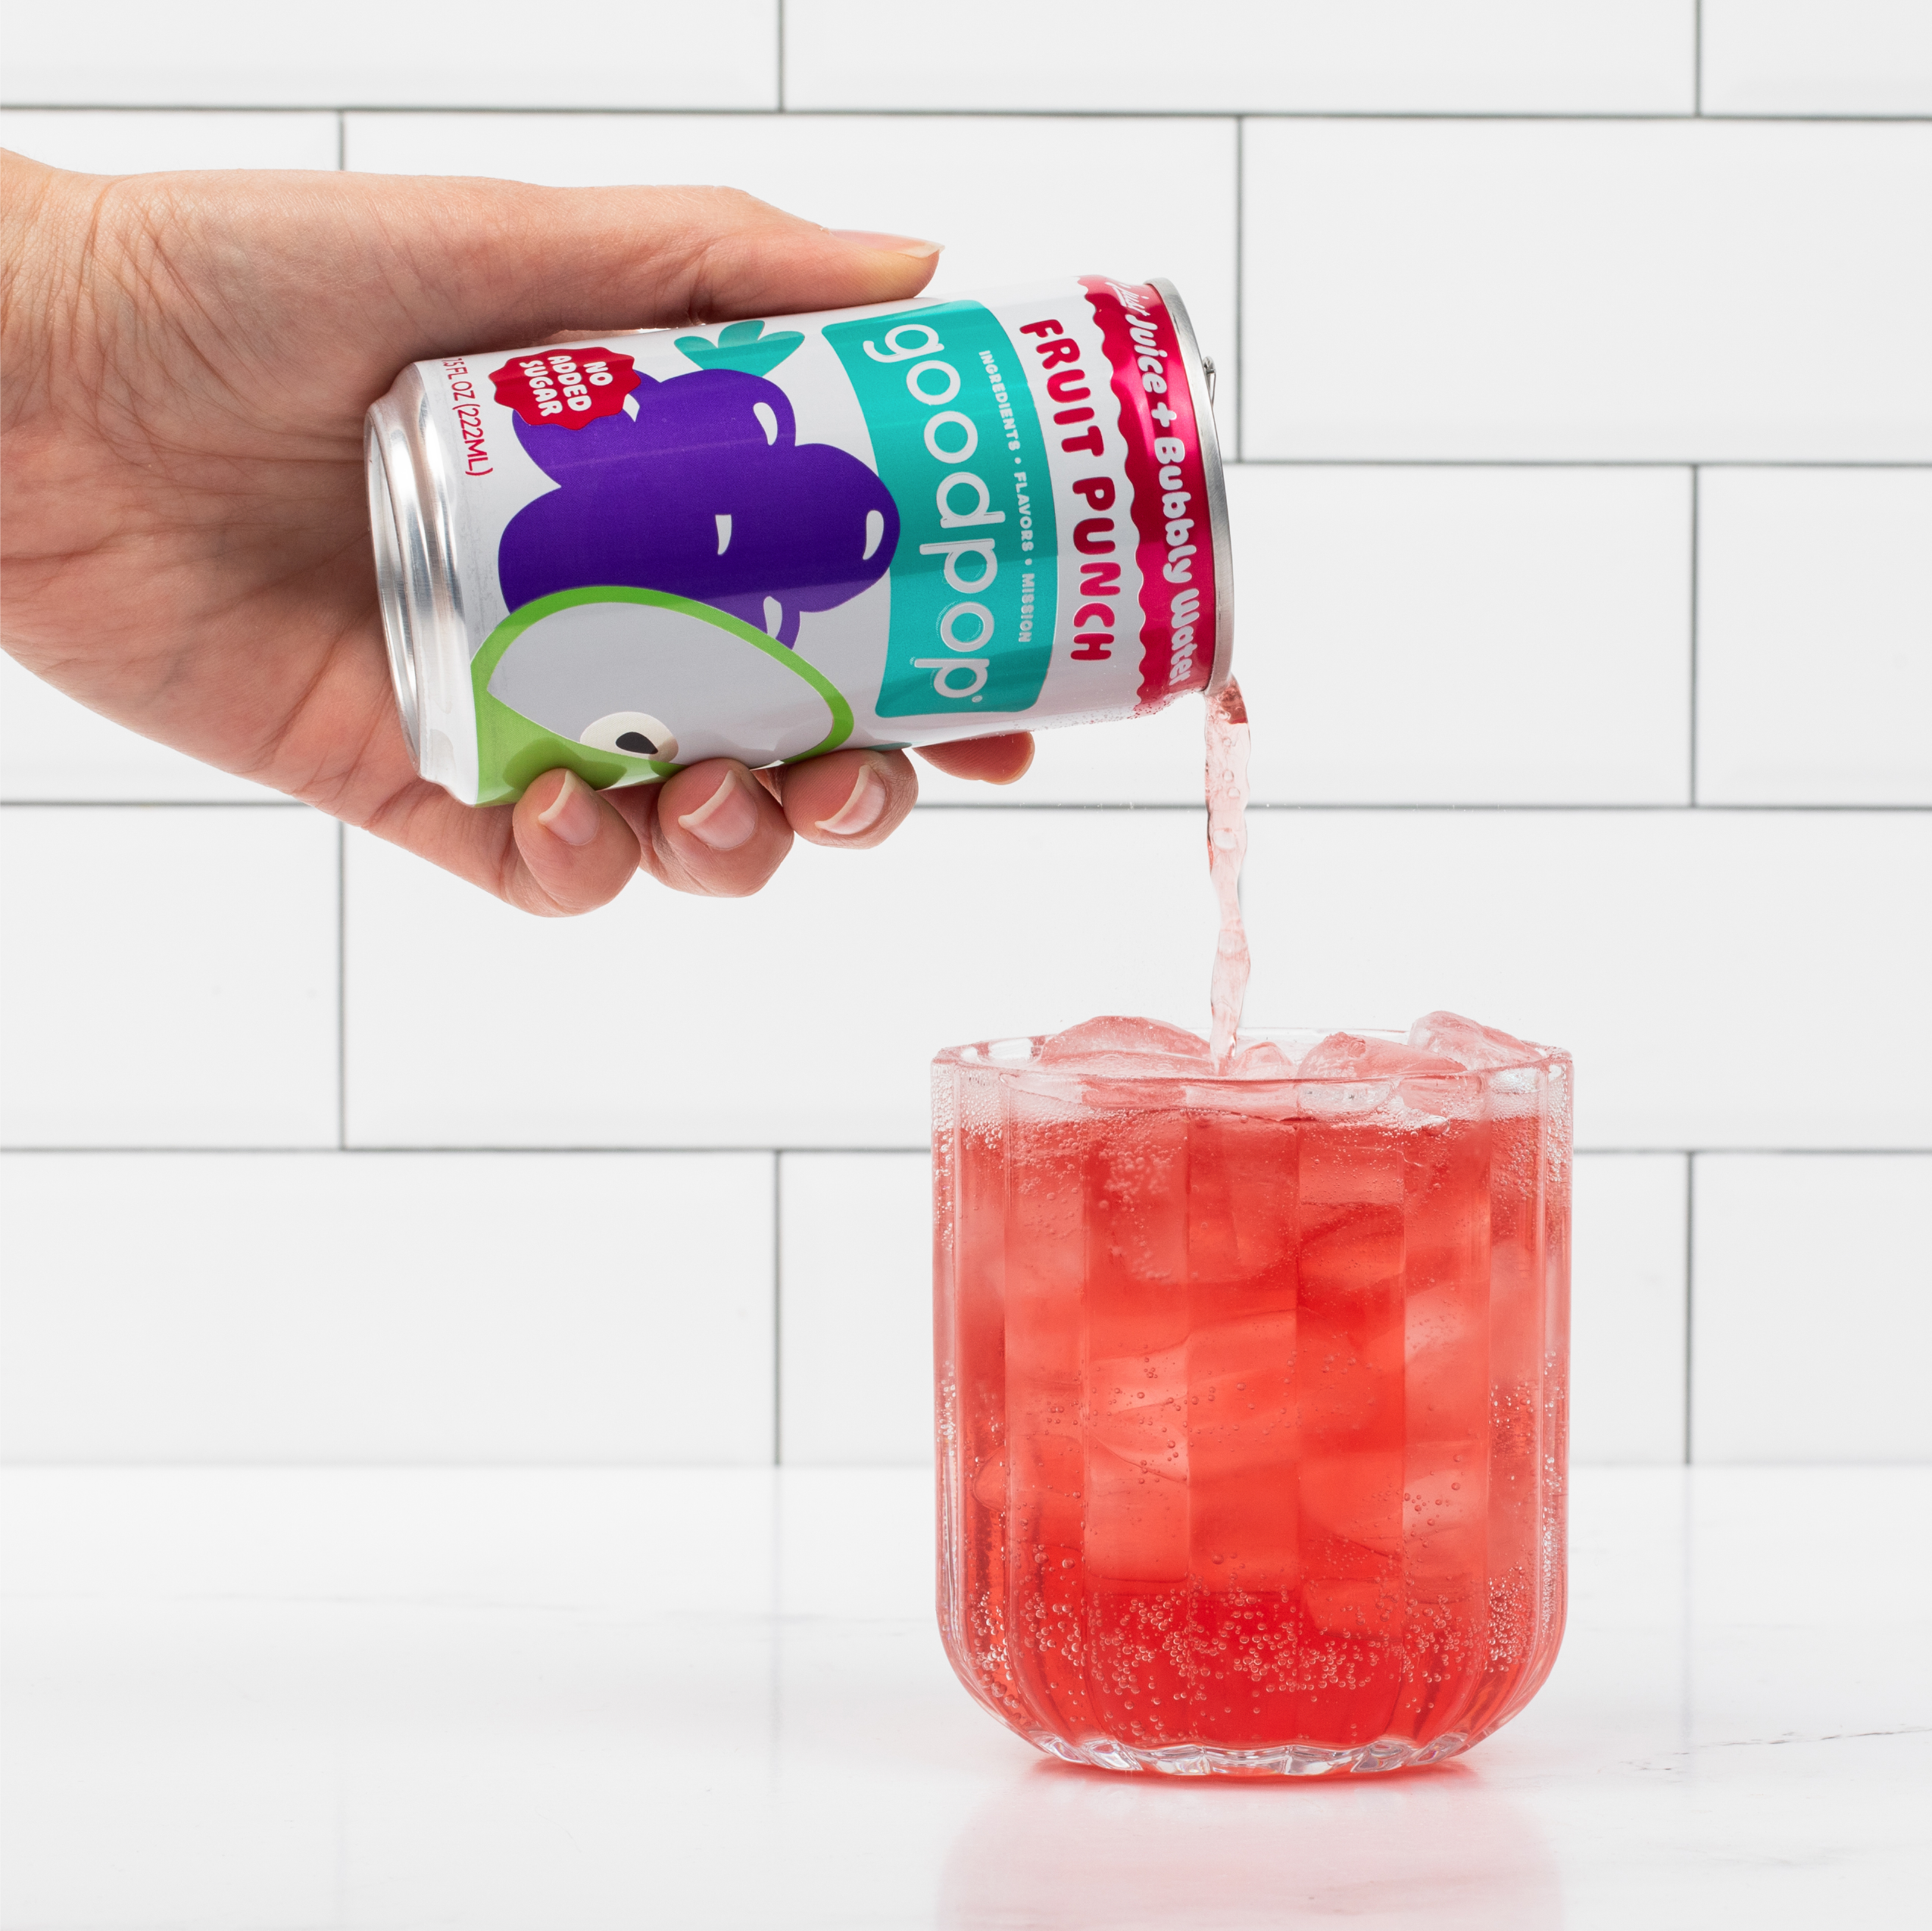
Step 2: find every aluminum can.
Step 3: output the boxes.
[366,276,1231,806]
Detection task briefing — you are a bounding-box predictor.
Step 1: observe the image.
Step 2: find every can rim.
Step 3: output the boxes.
[365,406,422,763]
[364,367,480,803]
[1149,277,1234,698]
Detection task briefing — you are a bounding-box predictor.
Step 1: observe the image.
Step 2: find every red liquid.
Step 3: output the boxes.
[1205,679,1250,1068]
[934,1040,1571,1774]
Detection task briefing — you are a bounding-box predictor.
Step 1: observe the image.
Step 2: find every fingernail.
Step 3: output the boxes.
[816,764,888,838]
[829,229,944,259]
[535,768,601,847]
[678,769,760,851]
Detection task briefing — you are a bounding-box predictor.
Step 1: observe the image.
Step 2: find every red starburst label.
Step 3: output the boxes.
[489,347,640,429]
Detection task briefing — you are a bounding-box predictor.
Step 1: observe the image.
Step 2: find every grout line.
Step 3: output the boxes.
[6,1145,1928,1159]
[772,1151,784,1466]
[916,801,1932,813]
[8,104,1931,123]
[1689,465,1700,805]
[776,0,785,114]
[336,823,347,1152]
[0,1458,885,1471]
[1233,115,1245,464]
[7,799,1928,814]
[1684,1152,1696,1465]
[1694,0,1704,117]
[0,799,314,809]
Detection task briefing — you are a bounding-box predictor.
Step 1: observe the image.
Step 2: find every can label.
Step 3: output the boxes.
[383,277,1223,803]
[824,301,1059,717]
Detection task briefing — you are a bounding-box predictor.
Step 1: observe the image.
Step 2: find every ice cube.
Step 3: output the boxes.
[1228,1039,1296,1078]
[1297,1033,1371,1078]
[1040,1015,1211,1064]
[1407,1011,1543,1072]
[1298,1034,1460,1079]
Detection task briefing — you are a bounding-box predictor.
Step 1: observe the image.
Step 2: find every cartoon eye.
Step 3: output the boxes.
[752,401,779,445]
[581,711,679,761]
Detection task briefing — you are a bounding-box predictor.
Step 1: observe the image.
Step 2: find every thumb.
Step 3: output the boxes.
[348,173,944,357]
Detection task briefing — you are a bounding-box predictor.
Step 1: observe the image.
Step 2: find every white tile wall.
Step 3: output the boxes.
[0,808,339,1149]
[1241,810,1932,1151]
[0,1153,776,1463]
[779,1153,932,1465]
[930,463,1698,808]
[5,8,1928,1467]
[0,109,341,173]
[1233,466,1693,804]
[1241,120,1932,461]
[783,2,1695,114]
[342,810,1213,1150]
[342,111,1241,434]
[1696,469,1932,806]
[1703,1,1932,117]
[1691,1155,1932,1462]
[1570,1156,1688,1465]
[2,2,779,109]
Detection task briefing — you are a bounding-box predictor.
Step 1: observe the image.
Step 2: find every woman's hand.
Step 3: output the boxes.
[0,152,1033,914]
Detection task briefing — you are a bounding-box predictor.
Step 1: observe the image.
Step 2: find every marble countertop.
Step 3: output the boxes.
[3,1465,1925,1929]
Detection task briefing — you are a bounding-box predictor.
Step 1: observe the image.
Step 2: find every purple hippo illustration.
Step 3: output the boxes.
[498,366,899,648]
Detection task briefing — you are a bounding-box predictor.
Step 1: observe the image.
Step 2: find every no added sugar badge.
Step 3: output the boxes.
[490,348,641,428]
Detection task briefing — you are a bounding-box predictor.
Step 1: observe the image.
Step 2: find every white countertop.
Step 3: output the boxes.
[2,1465,1925,1929]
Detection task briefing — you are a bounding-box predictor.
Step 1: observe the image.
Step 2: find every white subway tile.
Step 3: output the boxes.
[344,810,1213,1149]
[779,1152,932,1465]
[0,808,339,1148]
[4,2,776,109]
[1697,469,1932,806]
[1,654,280,803]
[1570,1154,1688,1465]
[1703,0,1932,117]
[0,109,341,173]
[0,1152,776,1463]
[1241,120,1932,462]
[343,112,1239,433]
[1691,1154,1932,1462]
[1232,466,1692,804]
[930,463,1695,808]
[785,2,1693,114]
[1241,809,1932,1150]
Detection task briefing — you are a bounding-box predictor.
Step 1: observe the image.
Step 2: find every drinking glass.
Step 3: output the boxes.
[932,1027,1572,1776]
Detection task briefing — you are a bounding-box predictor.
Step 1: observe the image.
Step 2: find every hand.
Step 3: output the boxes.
[0,154,1034,914]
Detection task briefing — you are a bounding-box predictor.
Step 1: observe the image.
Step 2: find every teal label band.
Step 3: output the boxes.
[826,301,1058,718]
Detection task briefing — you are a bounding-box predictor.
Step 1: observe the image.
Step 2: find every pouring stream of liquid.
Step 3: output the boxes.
[1206,678,1251,1068]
